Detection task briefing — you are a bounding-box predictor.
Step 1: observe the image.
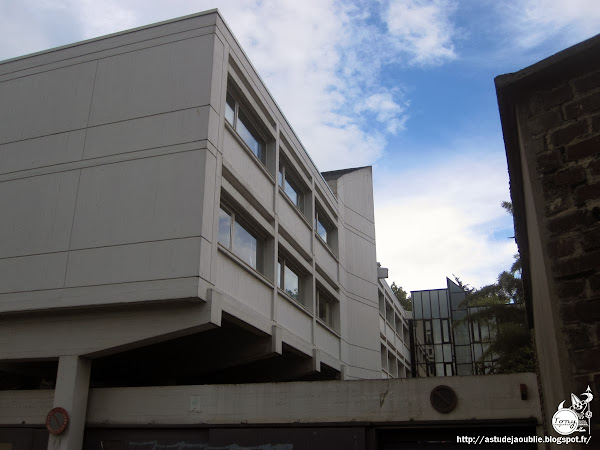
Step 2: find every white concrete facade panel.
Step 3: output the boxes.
[0,130,86,175]
[0,170,79,258]
[0,62,96,144]
[70,151,206,249]
[83,108,210,159]
[64,237,201,287]
[88,36,215,126]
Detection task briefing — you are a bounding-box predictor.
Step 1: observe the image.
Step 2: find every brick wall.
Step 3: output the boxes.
[527,68,600,407]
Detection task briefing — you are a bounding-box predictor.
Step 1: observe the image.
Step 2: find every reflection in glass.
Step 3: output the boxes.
[442,319,450,342]
[218,208,231,248]
[431,291,440,319]
[284,264,299,300]
[433,320,442,343]
[422,292,431,318]
[233,220,257,269]
[225,93,235,125]
[443,344,452,361]
[413,292,422,319]
[284,180,299,206]
[439,291,449,317]
[317,218,327,242]
[237,109,262,159]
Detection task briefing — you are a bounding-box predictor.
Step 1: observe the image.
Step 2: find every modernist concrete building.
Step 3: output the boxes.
[0,9,545,450]
[496,32,600,443]
[0,9,389,448]
[377,274,412,379]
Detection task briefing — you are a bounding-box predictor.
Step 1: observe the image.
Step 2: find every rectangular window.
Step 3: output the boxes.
[278,255,302,303]
[278,163,303,210]
[225,91,266,163]
[317,289,337,329]
[219,206,263,272]
[442,319,450,343]
[316,216,328,242]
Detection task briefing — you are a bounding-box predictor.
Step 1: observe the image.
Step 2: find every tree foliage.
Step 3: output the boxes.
[456,202,534,374]
[390,282,412,311]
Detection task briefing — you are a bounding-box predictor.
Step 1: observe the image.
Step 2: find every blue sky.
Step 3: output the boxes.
[1,0,599,292]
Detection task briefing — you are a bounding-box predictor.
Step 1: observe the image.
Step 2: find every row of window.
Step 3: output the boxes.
[379,292,410,344]
[226,87,337,254]
[380,344,409,378]
[218,205,338,330]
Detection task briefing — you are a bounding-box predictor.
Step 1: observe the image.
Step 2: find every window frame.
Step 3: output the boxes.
[278,162,304,212]
[277,254,305,306]
[225,91,267,164]
[218,204,265,274]
[316,288,338,331]
[314,206,337,251]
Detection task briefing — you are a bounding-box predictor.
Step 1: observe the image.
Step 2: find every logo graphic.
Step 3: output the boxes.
[552,386,593,436]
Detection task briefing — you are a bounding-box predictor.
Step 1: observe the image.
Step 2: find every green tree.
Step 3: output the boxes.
[455,202,534,374]
[390,282,412,311]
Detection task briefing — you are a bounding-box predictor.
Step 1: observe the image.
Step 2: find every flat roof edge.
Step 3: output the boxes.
[0,9,220,65]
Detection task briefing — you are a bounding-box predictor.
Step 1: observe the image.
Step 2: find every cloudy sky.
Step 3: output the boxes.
[2,0,599,292]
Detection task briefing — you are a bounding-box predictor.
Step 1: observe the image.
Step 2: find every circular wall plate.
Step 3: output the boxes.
[46,407,69,435]
[430,385,458,413]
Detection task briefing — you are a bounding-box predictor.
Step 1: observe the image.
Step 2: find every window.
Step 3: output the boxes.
[279,163,304,210]
[315,207,336,250]
[317,289,337,329]
[218,206,263,272]
[385,301,394,327]
[278,255,302,303]
[225,91,266,163]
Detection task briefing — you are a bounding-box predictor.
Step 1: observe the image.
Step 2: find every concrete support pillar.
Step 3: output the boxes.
[47,355,91,450]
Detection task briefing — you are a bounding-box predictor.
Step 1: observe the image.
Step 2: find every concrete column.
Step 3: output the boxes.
[48,355,91,450]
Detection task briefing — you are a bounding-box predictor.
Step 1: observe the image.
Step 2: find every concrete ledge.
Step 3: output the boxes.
[85,373,540,426]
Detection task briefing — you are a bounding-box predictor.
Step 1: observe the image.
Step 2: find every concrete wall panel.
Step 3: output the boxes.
[278,197,312,250]
[315,240,337,283]
[0,252,68,293]
[70,151,205,249]
[0,170,79,258]
[215,253,272,319]
[223,130,273,209]
[346,300,380,352]
[65,238,200,287]
[343,209,375,241]
[88,36,214,126]
[0,62,96,144]
[83,108,210,159]
[315,323,340,359]
[0,130,85,174]
[344,233,376,282]
[276,295,312,342]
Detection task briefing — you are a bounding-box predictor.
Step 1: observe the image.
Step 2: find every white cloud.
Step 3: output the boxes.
[355,91,410,134]
[385,0,458,66]
[499,0,600,50]
[0,0,411,171]
[374,151,517,293]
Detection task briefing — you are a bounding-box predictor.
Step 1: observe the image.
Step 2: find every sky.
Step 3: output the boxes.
[1,0,599,292]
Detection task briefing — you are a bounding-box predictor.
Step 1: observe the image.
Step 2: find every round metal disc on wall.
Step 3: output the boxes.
[46,407,69,435]
[430,385,457,413]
